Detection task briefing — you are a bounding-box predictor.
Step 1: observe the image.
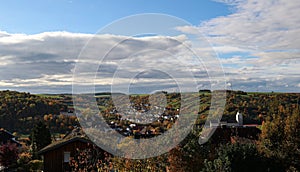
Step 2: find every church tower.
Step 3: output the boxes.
[236,111,243,126]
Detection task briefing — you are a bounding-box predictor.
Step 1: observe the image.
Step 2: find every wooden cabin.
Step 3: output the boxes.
[39,136,91,172]
[38,127,107,172]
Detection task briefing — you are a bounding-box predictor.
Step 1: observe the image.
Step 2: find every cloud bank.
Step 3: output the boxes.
[0,32,214,93]
[178,0,300,92]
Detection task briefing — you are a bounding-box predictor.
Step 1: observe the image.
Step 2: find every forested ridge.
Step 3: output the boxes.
[0,90,299,135]
[0,90,77,134]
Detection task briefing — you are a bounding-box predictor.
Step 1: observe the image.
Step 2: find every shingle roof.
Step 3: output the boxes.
[38,136,90,154]
[38,127,90,155]
[0,128,21,146]
[0,128,14,140]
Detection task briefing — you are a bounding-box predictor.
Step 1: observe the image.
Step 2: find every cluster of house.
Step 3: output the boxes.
[106,121,159,138]
[59,107,75,116]
[110,105,179,122]
[106,105,180,137]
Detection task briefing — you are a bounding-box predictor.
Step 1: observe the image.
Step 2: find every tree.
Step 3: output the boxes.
[202,157,231,172]
[202,143,276,172]
[69,142,168,171]
[30,121,52,158]
[259,109,300,170]
[284,109,300,169]
[69,143,112,172]
[168,128,209,172]
[0,142,18,168]
[259,114,285,159]
[111,156,167,172]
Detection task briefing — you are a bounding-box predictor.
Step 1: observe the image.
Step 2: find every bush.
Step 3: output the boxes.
[0,142,18,168]
[28,159,43,172]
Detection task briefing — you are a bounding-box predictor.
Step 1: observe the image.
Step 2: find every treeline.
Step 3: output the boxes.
[220,91,299,124]
[0,90,77,134]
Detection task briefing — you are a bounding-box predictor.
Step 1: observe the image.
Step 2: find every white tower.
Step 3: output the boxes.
[236,111,243,126]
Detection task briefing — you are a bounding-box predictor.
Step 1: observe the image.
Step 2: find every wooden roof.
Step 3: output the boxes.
[0,128,21,146]
[38,127,90,154]
[38,136,90,154]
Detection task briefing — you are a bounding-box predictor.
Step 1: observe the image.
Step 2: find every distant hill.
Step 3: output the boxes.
[0,90,77,134]
[0,90,299,135]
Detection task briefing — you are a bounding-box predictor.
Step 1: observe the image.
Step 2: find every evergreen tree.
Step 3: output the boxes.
[202,143,278,172]
[30,121,52,158]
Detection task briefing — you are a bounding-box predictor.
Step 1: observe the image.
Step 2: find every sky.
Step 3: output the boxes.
[0,0,229,34]
[0,0,299,93]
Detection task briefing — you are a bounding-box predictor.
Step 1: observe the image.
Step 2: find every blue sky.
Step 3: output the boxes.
[0,0,299,93]
[0,0,229,34]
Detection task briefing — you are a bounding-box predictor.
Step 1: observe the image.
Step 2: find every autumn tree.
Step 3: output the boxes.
[0,142,18,168]
[168,128,209,172]
[259,114,285,159]
[259,108,300,170]
[284,109,300,168]
[111,156,167,172]
[69,143,113,172]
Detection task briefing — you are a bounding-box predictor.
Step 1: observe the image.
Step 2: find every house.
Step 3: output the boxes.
[39,128,106,172]
[0,128,21,146]
[199,123,261,147]
[209,111,257,128]
[200,112,261,144]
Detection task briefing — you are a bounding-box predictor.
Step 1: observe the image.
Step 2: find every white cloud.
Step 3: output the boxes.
[0,31,218,93]
[220,56,250,64]
[252,51,300,66]
[212,0,243,5]
[175,26,199,35]
[200,0,300,50]
[175,0,300,92]
[213,46,250,53]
